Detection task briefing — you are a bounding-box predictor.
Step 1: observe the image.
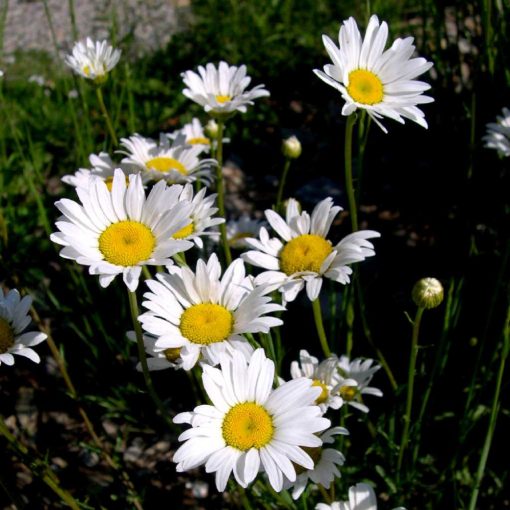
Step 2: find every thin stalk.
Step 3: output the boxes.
[0,417,81,510]
[397,306,424,474]
[275,158,292,213]
[142,265,152,281]
[356,277,397,391]
[127,290,173,429]
[31,307,144,510]
[215,120,232,264]
[68,0,79,40]
[344,114,358,232]
[467,307,509,510]
[95,86,119,146]
[312,298,331,357]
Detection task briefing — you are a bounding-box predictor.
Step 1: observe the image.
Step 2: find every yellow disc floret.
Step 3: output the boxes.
[215,95,232,104]
[312,379,330,405]
[0,317,14,354]
[222,402,274,451]
[164,348,181,362]
[172,222,194,239]
[187,137,211,146]
[347,69,384,105]
[179,303,234,345]
[99,221,155,267]
[279,234,333,276]
[339,385,357,401]
[146,157,187,175]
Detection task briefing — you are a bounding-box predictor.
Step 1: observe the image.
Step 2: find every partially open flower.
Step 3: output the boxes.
[0,288,47,367]
[65,38,121,84]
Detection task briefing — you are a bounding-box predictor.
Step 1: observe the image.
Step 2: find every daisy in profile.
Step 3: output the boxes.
[126,331,182,371]
[225,215,267,250]
[334,356,383,413]
[138,254,284,370]
[51,169,194,291]
[173,349,331,491]
[171,184,224,248]
[242,198,380,302]
[120,133,215,185]
[483,107,510,157]
[0,288,47,366]
[314,15,433,132]
[61,152,135,190]
[286,426,348,500]
[182,61,270,117]
[290,350,356,412]
[65,38,121,83]
[316,482,406,510]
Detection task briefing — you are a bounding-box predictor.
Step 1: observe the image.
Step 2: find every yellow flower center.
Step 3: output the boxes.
[215,95,232,104]
[187,137,210,146]
[179,303,234,345]
[347,69,384,105]
[312,379,329,405]
[279,234,333,276]
[172,221,194,239]
[103,175,129,191]
[339,385,357,401]
[83,65,91,76]
[146,157,187,175]
[98,220,155,267]
[0,317,14,354]
[164,347,181,362]
[222,402,274,451]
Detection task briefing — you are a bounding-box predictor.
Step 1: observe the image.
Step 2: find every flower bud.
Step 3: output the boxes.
[412,278,444,309]
[205,119,219,139]
[282,135,302,159]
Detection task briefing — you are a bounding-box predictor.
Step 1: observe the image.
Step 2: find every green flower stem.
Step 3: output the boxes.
[214,119,232,265]
[344,114,358,232]
[0,416,81,510]
[31,306,144,510]
[397,306,424,474]
[95,86,118,147]
[275,157,292,213]
[142,265,152,281]
[467,307,509,510]
[128,290,173,430]
[312,298,331,357]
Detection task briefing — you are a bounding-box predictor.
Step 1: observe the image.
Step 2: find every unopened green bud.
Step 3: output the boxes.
[412,278,444,309]
[282,135,302,159]
[205,119,219,138]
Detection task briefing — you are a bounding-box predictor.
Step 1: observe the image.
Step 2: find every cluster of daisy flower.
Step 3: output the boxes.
[31,11,440,508]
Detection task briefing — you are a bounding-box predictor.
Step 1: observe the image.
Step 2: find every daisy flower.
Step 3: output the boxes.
[483,107,510,157]
[173,348,331,491]
[51,169,194,291]
[290,350,356,412]
[138,254,284,370]
[171,184,224,248]
[181,61,270,116]
[127,331,182,371]
[242,198,380,302]
[316,482,406,510]
[65,38,121,83]
[0,288,47,366]
[61,152,135,190]
[286,426,348,500]
[224,215,267,250]
[334,356,383,413]
[314,15,434,132]
[120,133,215,185]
